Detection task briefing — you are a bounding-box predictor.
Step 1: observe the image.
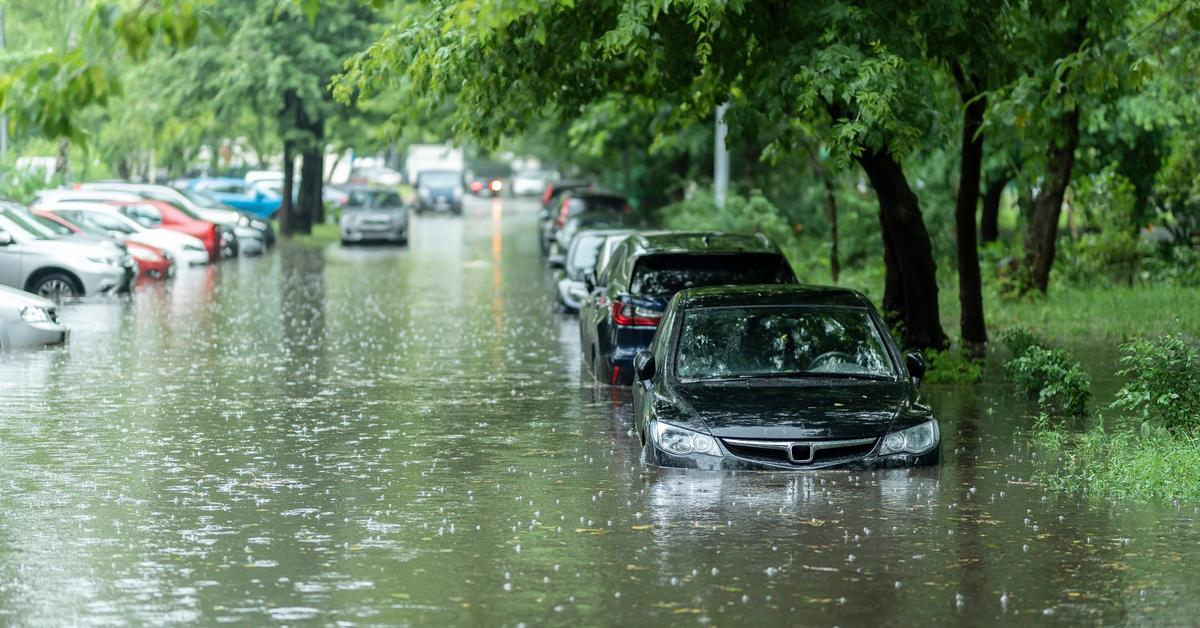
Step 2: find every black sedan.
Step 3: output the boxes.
[631,284,939,470]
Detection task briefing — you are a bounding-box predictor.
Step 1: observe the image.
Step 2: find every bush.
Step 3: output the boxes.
[1004,346,1091,416]
[922,348,983,385]
[1141,244,1200,287]
[1057,230,1148,287]
[1000,327,1046,357]
[1109,334,1200,433]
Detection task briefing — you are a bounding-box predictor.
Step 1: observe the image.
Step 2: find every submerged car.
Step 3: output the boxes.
[34,203,210,267]
[579,232,797,385]
[32,211,175,279]
[339,186,408,245]
[632,284,938,471]
[0,207,135,300]
[552,228,637,313]
[0,284,69,349]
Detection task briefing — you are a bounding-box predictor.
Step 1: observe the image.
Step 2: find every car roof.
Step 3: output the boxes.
[671,284,875,310]
[567,189,625,201]
[624,231,781,255]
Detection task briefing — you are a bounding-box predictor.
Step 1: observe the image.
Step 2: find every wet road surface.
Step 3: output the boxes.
[1,196,1198,626]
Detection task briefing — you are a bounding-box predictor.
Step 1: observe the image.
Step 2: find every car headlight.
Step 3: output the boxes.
[452,187,463,198]
[87,255,120,267]
[651,421,721,457]
[250,220,267,230]
[19,305,51,323]
[878,420,939,455]
[238,215,251,227]
[418,188,432,199]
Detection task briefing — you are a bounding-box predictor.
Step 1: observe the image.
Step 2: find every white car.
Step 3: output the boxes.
[0,284,68,349]
[35,202,211,266]
[511,170,555,196]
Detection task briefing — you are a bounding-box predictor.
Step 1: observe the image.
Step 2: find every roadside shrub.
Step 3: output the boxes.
[1004,346,1091,416]
[1000,327,1046,358]
[922,348,983,385]
[1141,244,1200,287]
[1040,423,1200,501]
[1109,334,1200,433]
[1057,230,1147,287]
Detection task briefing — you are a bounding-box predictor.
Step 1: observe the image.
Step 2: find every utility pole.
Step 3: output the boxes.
[713,103,730,209]
[0,5,8,160]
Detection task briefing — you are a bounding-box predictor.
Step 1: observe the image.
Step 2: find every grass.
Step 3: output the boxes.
[273,221,340,247]
[1034,424,1200,502]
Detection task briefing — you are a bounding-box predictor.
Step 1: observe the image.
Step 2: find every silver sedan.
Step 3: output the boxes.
[0,285,68,349]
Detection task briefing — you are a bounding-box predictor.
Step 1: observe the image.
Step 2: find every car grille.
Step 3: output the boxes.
[721,437,878,467]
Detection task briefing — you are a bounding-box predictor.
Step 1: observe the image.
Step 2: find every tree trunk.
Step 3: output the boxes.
[980,173,1008,244]
[953,80,988,353]
[855,149,949,351]
[280,140,297,237]
[298,148,322,232]
[1024,108,1080,294]
[54,139,70,180]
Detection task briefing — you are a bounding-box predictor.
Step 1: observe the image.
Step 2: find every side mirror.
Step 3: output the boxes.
[547,254,565,269]
[634,350,656,383]
[0,231,12,246]
[905,350,927,386]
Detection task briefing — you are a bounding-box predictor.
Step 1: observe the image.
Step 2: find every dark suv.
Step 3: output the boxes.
[579,232,797,385]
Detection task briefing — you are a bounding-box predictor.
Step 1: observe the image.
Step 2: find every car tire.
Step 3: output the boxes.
[30,272,81,302]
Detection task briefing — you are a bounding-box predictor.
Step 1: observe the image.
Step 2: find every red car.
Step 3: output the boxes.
[107,200,223,262]
[31,210,174,279]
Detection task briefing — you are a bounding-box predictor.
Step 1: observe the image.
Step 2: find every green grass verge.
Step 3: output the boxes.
[1034,425,1200,502]
[287,222,340,247]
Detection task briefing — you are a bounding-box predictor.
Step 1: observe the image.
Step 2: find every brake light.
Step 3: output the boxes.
[555,205,568,228]
[542,186,553,205]
[610,300,661,327]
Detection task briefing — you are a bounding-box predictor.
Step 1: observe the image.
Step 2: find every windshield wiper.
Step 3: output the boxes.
[683,371,893,383]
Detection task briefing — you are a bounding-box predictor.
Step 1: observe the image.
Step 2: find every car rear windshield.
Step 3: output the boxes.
[347,190,403,209]
[629,253,795,296]
[675,306,896,381]
[570,195,625,216]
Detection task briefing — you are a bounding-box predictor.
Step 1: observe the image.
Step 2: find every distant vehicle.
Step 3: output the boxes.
[510,170,554,196]
[0,284,69,349]
[542,189,629,257]
[553,211,636,256]
[80,183,268,255]
[467,175,504,197]
[553,229,638,313]
[339,186,409,246]
[184,178,282,219]
[34,203,211,267]
[538,180,592,255]
[32,211,175,279]
[349,166,405,187]
[579,232,797,386]
[405,144,464,185]
[414,170,464,214]
[0,205,136,300]
[632,284,939,470]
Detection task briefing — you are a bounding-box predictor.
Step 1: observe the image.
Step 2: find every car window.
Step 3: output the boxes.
[347,190,403,209]
[675,306,896,381]
[0,212,49,240]
[84,212,138,234]
[567,233,607,272]
[630,253,796,296]
[581,196,626,213]
[33,215,73,235]
[418,172,460,187]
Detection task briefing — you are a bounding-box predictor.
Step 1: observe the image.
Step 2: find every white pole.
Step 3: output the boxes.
[0,6,8,159]
[714,102,730,209]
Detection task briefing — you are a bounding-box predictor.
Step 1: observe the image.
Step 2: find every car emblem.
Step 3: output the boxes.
[787,443,814,464]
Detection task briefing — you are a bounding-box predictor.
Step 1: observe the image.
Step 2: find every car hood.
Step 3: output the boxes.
[672,381,914,439]
[344,209,407,222]
[0,284,55,309]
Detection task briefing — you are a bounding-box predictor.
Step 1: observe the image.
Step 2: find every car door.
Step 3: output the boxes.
[0,219,27,289]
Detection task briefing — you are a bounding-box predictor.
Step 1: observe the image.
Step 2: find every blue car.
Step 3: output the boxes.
[184,178,282,219]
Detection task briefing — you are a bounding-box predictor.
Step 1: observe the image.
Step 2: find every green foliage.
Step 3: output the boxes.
[922,349,982,385]
[1000,327,1047,357]
[1056,230,1148,286]
[1038,423,1200,502]
[1110,334,1200,433]
[1140,244,1200,287]
[1004,346,1091,417]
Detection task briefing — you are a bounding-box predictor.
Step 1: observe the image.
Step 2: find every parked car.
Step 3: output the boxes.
[32,211,175,279]
[631,284,939,470]
[34,190,225,261]
[553,210,636,256]
[0,284,69,349]
[80,183,268,254]
[579,232,797,385]
[552,229,637,313]
[0,206,136,300]
[542,189,628,258]
[34,203,211,266]
[415,170,464,214]
[339,186,409,245]
[538,180,592,256]
[184,177,282,219]
[510,170,554,196]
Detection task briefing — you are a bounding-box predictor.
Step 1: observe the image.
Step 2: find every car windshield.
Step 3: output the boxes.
[630,253,795,296]
[177,187,226,209]
[567,233,607,272]
[419,172,460,188]
[675,306,897,382]
[346,190,403,209]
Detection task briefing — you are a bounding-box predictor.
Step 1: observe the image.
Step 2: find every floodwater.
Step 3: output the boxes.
[1,196,1198,626]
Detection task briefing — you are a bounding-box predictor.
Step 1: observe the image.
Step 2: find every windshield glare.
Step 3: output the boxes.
[347,191,403,209]
[0,212,51,240]
[567,234,606,271]
[675,306,896,381]
[631,253,794,296]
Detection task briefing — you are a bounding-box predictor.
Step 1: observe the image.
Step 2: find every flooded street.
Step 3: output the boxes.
[2,196,1198,626]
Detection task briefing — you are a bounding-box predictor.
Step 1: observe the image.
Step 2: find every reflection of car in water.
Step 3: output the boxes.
[580,232,797,386]
[632,285,939,471]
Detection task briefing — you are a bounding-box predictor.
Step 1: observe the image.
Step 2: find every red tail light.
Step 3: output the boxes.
[555,205,568,228]
[542,186,554,205]
[610,300,661,327]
